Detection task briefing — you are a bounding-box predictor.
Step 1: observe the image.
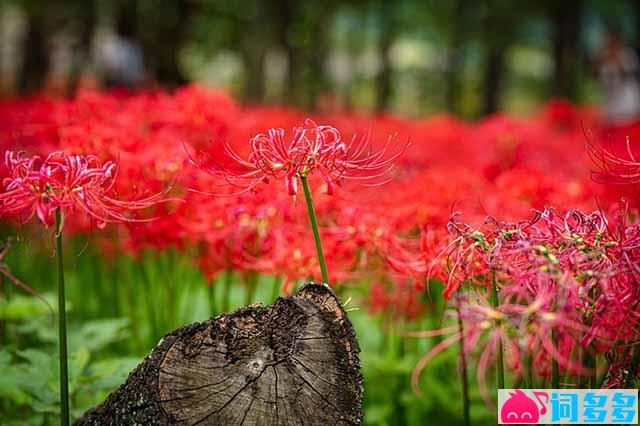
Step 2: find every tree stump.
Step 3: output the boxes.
[76,283,363,425]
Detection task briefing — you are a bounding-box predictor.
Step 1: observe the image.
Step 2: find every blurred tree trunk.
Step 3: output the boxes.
[636,0,640,43]
[343,52,357,111]
[240,44,266,103]
[240,3,266,103]
[287,47,305,107]
[483,46,505,115]
[444,0,468,114]
[0,5,5,96]
[481,0,516,116]
[110,0,140,89]
[273,0,301,105]
[145,0,193,87]
[375,0,396,113]
[17,11,49,95]
[271,0,335,109]
[66,0,96,98]
[307,8,332,110]
[549,0,582,100]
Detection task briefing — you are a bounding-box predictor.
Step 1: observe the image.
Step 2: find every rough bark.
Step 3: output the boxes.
[76,283,363,425]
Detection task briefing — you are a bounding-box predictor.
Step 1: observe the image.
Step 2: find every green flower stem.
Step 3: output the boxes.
[55,209,69,426]
[490,272,505,389]
[457,305,471,426]
[0,274,6,345]
[525,354,534,388]
[626,344,640,388]
[300,176,329,284]
[590,353,597,388]
[584,287,597,389]
[551,346,560,388]
[552,299,560,389]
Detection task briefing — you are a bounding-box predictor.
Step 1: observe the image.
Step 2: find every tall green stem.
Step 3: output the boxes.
[0,274,6,345]
[490,272,505,389]
[625,344,640,388]
[391,320,406,426]
[55,209,69,426]
[589,353,597,388]
[457,305,471,426]
[584,287,597,389]
[300,176,329,284]
[552,297,560,389]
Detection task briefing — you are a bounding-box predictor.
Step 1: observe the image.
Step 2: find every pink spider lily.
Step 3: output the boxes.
[440,207,638,342]
[410,291,602,408]
[0,150,172,425]
[0,151,166,229]
[402,205,640,409]
[587,135,640,185]
[189,119,407,196]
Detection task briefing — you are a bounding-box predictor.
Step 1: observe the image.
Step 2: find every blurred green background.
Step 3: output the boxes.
[0,233,497,425]
[2,0,640,117]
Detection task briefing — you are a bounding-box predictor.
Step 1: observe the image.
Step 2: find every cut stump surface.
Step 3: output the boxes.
[76,283,363,425]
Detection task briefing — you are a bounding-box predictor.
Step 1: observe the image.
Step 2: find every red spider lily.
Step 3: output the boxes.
[0,88,617,313]
[8,85,640,421]
[0,151,167,228]
[190,119,407,196]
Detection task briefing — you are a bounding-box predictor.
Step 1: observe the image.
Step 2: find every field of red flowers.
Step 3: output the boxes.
[1,86,639,425]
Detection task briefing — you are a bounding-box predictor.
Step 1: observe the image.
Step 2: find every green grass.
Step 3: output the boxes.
[0,232,496,425]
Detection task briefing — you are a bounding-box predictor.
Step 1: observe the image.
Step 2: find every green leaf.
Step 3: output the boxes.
[363,404,392,425]
[69,347,91,393]
[0,349,32,405]
[69,318,130,353]
[0,293,55,320]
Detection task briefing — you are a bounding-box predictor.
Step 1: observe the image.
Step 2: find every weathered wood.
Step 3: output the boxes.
[76,283,363,425]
